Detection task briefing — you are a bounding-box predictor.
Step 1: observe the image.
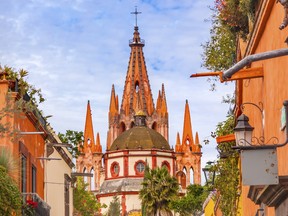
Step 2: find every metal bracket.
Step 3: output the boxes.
[233,100,288,150]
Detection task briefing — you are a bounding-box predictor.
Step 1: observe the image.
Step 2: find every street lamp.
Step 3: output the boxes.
[202,161,216,186]
[234,114,254,147]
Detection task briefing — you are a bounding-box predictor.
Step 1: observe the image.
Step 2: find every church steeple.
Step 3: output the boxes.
[76,100,103,191]
[175,100,202,186]
[107,13,169,147]
[156,84,168,117]
[175,132,181,152]
[182,100,194,151]
[180,100,202,154]
[120,25,155,118]
[109,84,119,119]
[107,85,119,150]
[82,100,96,152]
[95,132,102,153]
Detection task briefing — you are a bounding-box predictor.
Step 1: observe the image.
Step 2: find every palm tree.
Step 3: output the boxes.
[139,166,178,216]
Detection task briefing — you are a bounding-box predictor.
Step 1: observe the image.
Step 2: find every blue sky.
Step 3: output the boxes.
[0,0,234,178]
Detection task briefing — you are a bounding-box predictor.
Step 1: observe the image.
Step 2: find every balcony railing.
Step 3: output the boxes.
[129,39,145,46]
[22,193,51,216]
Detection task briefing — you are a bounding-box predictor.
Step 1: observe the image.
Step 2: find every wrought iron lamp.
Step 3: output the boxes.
[232,100,288,186]
[233,100,288,150]
[202,161,216,186]
[234,114,254,147]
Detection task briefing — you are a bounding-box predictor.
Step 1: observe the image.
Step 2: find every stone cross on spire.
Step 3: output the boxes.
[131,6,141,26]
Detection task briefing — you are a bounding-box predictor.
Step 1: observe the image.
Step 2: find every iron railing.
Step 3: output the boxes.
[22,193,51,216]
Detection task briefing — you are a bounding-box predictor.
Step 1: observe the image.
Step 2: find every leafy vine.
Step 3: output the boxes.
[213,115,240,216]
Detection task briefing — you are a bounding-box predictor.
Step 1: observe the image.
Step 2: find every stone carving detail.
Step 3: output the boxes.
[277,0,288,30]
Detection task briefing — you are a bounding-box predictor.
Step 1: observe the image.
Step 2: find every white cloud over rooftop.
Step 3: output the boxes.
[0,0,234,178]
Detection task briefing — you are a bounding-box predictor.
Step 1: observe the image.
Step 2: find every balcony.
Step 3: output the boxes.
[22,193,51,216]
[129,38,145,46]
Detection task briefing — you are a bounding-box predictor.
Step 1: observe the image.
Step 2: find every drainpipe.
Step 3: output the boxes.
[223,48,288,79]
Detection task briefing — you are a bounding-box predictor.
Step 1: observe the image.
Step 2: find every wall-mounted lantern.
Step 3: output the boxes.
[232,100,288,186]
[234,114,254,147]
[202,161,216,187]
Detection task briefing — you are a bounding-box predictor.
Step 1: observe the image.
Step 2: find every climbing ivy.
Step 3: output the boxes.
[213,115,240,216]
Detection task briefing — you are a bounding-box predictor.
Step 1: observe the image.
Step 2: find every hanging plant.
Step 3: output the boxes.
[215,0,249,39]
[2,65,45,106]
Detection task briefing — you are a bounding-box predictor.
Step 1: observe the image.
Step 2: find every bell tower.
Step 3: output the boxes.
[76,101,103,190]
[106,14,169,150]
[175,100,202,188]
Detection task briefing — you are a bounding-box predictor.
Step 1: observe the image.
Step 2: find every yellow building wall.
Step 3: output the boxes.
[204,198,215,216]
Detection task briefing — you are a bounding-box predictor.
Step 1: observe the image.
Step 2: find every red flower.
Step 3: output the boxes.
[27,200,38,208]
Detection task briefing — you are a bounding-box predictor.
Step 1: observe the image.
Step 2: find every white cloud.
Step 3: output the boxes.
[0,0,234,175]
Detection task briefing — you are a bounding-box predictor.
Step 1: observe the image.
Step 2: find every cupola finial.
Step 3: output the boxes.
[131,6,141,27]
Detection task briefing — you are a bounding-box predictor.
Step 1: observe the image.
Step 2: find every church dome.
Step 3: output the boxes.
[110,126,170,151]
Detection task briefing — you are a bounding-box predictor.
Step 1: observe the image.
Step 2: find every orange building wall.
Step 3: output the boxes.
[0,80,46,199]
[237,1,288,215]
[17,116,46,198]
[242,1,288,175]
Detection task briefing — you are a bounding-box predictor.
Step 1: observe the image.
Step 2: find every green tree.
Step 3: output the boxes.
[201,16,237,72]
[73,177,102,216]
[58,130,84,158]
[201,0,259,87]
[107,196,121,216]
[170,184,208,216]
[139,166,178,216]
[0,148,22,216]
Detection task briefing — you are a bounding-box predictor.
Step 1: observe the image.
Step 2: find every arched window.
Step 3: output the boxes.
[110,162,120,178]
[176,171,186,190]
[83,167,88,189]
[190,167,194,184]
[134,160,146,176]
[161,161,171,173]
[90,168,95,191]
[87,138,91,146]
[130,121,135,128]
[119,122,126,134]
[135,81,139,93]
[182,168,187,189]
[152,122,157,131]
